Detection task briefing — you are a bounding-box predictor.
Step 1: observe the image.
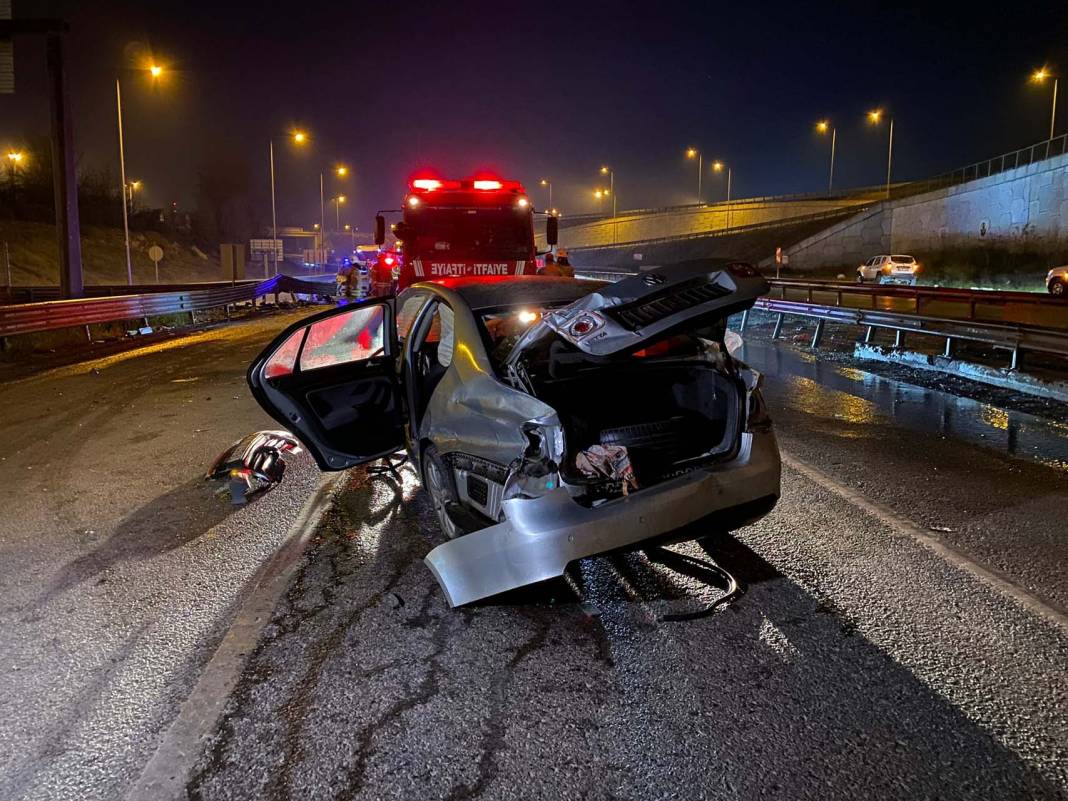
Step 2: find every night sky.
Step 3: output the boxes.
[3,0,1067,231]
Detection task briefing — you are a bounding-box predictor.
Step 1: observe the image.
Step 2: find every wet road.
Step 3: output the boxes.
[179,338,1068,800]
[0,308,326,801]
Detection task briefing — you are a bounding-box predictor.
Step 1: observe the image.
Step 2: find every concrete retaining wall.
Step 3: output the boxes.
[542,195,876,251]
[768,152,1068,272]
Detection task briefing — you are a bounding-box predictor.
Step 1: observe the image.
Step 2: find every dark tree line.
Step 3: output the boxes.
[1,136,262,250]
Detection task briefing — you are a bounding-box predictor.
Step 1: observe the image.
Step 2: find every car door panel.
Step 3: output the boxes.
[248,300,404,471]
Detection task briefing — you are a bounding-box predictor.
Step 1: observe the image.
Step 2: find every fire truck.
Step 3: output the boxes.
[374,176,558,290]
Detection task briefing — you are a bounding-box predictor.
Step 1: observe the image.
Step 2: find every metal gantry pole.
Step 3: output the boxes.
[269,140,278,276]
[116,79,133,285]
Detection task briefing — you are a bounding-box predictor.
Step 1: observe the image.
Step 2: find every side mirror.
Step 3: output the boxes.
[546,215,559,246]
[374,215,386,246]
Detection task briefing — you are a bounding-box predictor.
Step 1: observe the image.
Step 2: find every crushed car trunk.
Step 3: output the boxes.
[525,352,741,489]
[423,263,775,607]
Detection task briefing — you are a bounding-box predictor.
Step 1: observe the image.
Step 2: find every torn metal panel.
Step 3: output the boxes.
[425,431,781,607]
[206,430,302,504]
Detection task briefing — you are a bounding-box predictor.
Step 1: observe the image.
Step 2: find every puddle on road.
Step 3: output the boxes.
[740,338,1068,473]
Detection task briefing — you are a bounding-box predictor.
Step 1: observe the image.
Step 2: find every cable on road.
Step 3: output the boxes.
[649,550,745,623]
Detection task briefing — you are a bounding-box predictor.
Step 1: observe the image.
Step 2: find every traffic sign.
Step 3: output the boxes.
[148,245,163,283]
[250,238,284,259]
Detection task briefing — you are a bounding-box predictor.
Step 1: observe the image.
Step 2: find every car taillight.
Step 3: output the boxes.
[747,388,773,433]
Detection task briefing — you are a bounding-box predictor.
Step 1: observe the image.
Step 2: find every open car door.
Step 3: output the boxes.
[248,300,404,470]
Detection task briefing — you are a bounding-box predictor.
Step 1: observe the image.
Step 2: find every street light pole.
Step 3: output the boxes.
[319,171,325,267]
[829,127,837,193]
[540,179,551,212]
[885,118,894,199]
[269,140,278,275]
[1051,78,1059,140]
[115,79,133,285]
[600,166,615,217]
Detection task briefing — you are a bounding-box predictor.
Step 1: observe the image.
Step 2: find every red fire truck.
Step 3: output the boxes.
[374,176,558,290]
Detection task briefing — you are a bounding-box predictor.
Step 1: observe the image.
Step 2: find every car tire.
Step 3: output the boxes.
[1050,280,1066,296]
[422,445,465,540]
[856,274,864,283]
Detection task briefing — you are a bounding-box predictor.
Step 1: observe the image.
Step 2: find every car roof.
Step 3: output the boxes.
[416,275,607,311]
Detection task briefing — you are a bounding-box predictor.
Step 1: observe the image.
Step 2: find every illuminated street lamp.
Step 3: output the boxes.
[599,166,615,217]
[126,179,143,210]
[1031,68,1059,140]
[6,150,24,183]
[712,161,732,228]
[868,108,894,199]
[539,178,552,211]
[269,130,308,275]
[686,147,702,204]
[116,61,165,284]
[332,194,347,230]
[816,120,837,193]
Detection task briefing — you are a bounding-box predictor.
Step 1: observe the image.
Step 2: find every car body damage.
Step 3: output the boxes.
[246,265,781,607]
[206,430,302,504]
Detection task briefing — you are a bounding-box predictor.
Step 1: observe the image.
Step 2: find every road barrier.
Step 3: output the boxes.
[0,275,334,337]
[576,267,1068,368]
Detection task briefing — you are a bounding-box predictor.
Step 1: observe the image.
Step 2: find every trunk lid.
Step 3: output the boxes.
[506,262,768,363]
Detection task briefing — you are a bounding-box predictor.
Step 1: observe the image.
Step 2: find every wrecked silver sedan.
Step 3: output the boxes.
[247,266,781,606]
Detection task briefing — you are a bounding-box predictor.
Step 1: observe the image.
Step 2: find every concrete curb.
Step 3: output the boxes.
[855,343,1068,403]
[124,472,345,801]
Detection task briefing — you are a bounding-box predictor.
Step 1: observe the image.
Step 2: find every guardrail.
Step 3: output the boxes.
[0,274,336,305]
[575,266,1068,368]
[0,274,333,338]
[746,298,1067,369]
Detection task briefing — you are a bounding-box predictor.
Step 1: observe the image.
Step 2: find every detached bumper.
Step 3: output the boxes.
[425,431,781,607]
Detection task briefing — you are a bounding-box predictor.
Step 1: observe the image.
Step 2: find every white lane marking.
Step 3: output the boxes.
[125,472,345,801]
[781,451,1068,636]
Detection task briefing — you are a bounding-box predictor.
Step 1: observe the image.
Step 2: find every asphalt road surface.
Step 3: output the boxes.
[0,308,327,801]
[185,328,1068,800]
[2,309,1067,800]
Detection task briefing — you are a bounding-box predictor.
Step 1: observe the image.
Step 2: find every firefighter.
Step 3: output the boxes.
[538,252,559,276]
[554,247,575,278]
[370,252,395,297]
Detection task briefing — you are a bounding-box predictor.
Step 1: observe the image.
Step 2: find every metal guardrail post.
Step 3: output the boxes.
[894,330,904,349]
[771,313,784,340]
[811,319,825,349]
[944,337,954,358]
[740,309,749,332]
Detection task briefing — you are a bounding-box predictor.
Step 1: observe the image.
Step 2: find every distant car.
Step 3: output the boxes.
[247,267,781,607]
[857,255,920,285]
[1047,266,1067,296]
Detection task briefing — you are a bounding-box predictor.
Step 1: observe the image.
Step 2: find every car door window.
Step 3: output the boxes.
[397,293,430,345]
[299,304,386,372]
[437,304,455,367]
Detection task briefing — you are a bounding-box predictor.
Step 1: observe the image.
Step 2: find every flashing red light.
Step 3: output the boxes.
[384,256,395,265]
[473,179,503,190]
[412,179,442,191]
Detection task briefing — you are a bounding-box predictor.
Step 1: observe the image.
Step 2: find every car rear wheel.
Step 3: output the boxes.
[422,445,464,540]
[1051,280,1065,296]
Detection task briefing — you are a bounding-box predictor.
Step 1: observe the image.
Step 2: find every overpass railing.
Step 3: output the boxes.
[0,275,333,338]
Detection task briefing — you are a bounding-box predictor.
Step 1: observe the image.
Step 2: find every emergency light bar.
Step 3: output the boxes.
[408,176,525,193]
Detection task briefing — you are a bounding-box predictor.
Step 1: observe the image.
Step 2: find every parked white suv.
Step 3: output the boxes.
[857,254,920,285]
[1047,265,1067,296]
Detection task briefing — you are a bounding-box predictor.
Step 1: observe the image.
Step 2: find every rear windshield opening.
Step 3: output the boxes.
[890,255,915,263]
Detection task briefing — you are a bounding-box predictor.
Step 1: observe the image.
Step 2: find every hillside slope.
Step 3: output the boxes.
[0,221,227,285]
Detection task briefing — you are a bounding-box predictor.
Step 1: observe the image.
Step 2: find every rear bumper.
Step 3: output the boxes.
[424,430,781,607]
